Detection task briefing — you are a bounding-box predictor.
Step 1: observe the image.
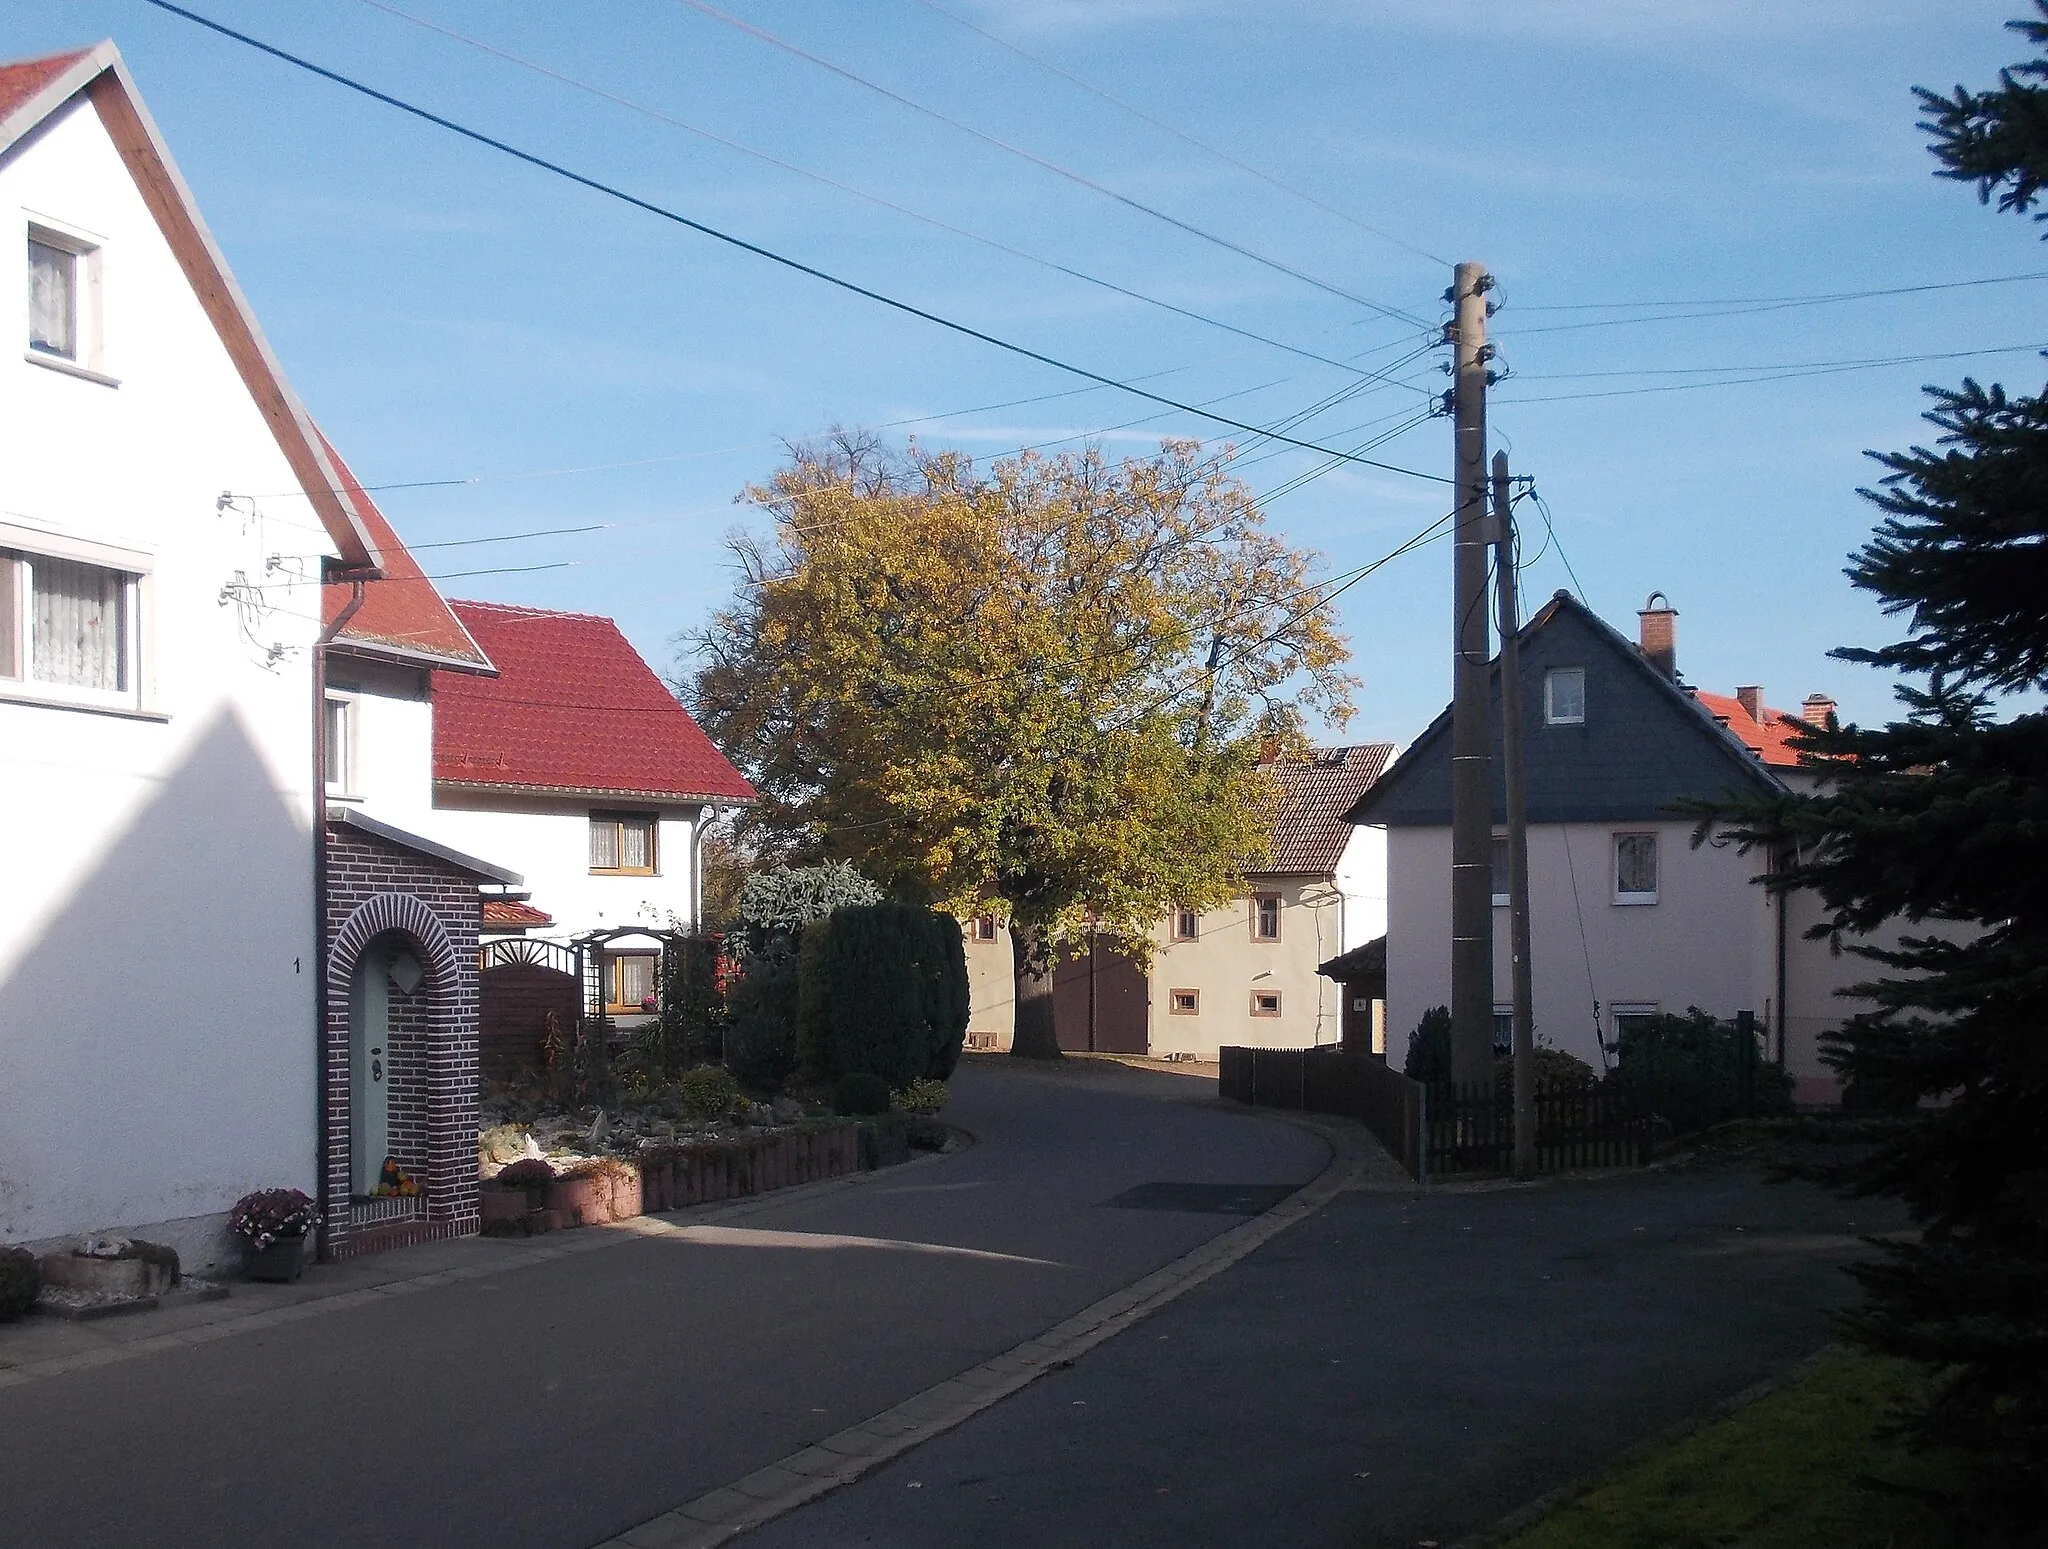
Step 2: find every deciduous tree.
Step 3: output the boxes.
[684,434,1355,1058]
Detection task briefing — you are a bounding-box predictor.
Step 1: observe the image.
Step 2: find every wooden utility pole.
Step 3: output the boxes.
[1493,452,1536,1176]
[1449,262,1495,1091]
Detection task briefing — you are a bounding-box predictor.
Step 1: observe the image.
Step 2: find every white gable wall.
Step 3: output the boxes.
[0,95,333,1264]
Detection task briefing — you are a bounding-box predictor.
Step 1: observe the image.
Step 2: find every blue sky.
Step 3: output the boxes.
[15,0,2044,742]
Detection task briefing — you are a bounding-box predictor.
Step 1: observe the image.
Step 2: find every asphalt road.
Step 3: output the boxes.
[0,1059,1326,1549]
[740,1160,1901,1549]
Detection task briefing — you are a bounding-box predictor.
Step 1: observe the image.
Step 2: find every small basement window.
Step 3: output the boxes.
[1544,666,1586,725]
[1169,988,1199,1016]
[590,812,657,875]
[1251,991,1282,1018]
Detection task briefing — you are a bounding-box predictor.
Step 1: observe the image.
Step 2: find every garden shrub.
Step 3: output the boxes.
[494,1158,556,1194]
[1609,1007,1793,1134]
[0,1245,39,1321]
[835,1072,892,1116]
[1404,1005,1452,1085]
[723,940,801,1088]
[1494,1046,1600,1088]
[891,1078,949,1114]
[678,1064,740,1121]
[796,901,969,1088]
[728,862,882,960]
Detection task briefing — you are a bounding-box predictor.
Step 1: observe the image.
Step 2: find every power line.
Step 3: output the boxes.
[1513,340,2048,380]
[1527,489,1590,605]
[1513,269,2048,312]
[351,0,1427,388]
[145,1,1452,486]
[671,0,1434,328]
[1496,341,2048,405]
[898,0,1450,268]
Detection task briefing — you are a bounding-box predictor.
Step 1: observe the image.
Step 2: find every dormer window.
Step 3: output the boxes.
[1544,666,1586,725]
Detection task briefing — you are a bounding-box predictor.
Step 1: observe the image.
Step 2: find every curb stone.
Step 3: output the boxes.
[591,1114,1377,1549]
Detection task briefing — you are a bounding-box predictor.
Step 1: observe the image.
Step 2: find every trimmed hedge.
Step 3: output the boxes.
[724,942,800,1088]
[0,1245,38,1321]
[797,902,971,1088]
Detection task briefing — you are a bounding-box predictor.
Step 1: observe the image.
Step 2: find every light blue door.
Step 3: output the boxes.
[348,941,391,1196]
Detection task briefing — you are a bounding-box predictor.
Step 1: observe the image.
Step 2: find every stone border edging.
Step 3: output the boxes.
[1446,1344,1838,1549]
[594,1117,1370,1549]
[0,1138,971,1394]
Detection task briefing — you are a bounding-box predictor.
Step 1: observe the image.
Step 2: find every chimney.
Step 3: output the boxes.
[1802,693,1837,728]
[1637,592,1677,680]
[1735,685,1763,722]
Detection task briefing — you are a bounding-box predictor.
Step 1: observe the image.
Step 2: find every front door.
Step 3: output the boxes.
[348,939,391,1196]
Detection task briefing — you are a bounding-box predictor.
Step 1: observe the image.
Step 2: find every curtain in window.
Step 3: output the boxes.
[590,819,620,870]
[1616,834,1658,895]
[620,818,651,870]
[32,557,126,690]
[29,240,76,357]
[618,955,655,1006]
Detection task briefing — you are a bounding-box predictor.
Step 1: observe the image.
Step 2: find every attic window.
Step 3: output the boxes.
[1544,666,1585,725]
[26,223,108,381]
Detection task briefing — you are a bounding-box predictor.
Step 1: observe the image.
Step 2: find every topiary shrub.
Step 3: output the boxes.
[728,862,882,960]
[835,1071,892,1116]
[797,902,967,1088]
[723,941,800,1088]
[0,1245,39,1321]
[678,1064,740,1121]
[1404,1005,1452,1085]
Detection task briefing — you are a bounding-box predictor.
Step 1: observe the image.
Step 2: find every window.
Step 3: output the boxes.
[1490,835,1510,907]
[0,548,140,707]
[1610,1003,1661,1048]
[1171,906,1199,942]
[1169,988,1199,1016]
[1251,990,1282,1018]
[1614,832,1658,904]
[1493,1006,1515,1055]
[1544,666,1586,725]
[1251,893,1281,941]
[28,234,76,358]
[324,693,356,795]
[606,953,658,1013]
[590,812,657,874]
[26,224,106,377]
[971,915,998,942]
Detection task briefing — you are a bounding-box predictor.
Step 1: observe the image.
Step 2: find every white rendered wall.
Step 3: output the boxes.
[1382,821,1777,1074]
[426,792,700,939]
[1148,884,1342,1058]
[0,99,330,1262]
[1332,824,1388,954]
[326,657,436,833]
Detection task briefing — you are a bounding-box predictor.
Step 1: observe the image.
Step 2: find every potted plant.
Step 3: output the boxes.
[229,1188,316,1282]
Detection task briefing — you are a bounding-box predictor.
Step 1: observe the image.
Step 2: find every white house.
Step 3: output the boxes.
[1349,591,1901,1105]
[0,43,383,1267]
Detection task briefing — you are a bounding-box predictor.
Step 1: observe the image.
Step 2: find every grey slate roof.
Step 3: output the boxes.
[1257,744,1398,874]
[1347,591,1784,828]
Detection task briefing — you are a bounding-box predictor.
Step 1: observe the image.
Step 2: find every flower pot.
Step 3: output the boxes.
[242,1235,306,1283]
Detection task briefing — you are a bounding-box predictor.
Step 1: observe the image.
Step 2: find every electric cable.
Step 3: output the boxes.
[1496,342,2048,405]
[1513,269,2048,312]
[352,0,1428,386]
[144,2,1451,484]
[898,0,1449,268]
[671,0,1435,327]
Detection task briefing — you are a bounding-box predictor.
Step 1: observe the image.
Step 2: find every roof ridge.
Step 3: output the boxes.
[448,598,618,624]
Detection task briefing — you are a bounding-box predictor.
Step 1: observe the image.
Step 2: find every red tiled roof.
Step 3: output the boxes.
[1257,744,1398,875]
[433,601,757,805]
[0,48,92,124]
[481,899,553,930]
[1693,690,1810,768]
[317,434,493,672]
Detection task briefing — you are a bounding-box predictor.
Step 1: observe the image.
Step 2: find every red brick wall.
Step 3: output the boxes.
[323,825,483,1256]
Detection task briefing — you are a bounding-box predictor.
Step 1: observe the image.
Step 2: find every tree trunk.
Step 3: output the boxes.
[1009,921,1063,1060]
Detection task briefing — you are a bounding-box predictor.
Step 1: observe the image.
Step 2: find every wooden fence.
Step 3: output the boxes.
[1219,1046,1425,1179]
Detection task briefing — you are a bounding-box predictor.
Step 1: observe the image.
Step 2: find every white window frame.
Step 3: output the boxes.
[1613,831,1659,905]
[1490,833,1510,908]
[1544,666,1586,726]
[1610,1002,1661,1046]
[25,216,115,386]
[324,691,360,799]
[0,521,155,717]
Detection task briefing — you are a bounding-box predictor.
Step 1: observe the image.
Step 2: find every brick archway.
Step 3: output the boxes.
[326,891,476,1247]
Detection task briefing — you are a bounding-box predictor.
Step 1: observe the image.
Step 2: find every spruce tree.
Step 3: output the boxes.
[1709,9,2048,1527]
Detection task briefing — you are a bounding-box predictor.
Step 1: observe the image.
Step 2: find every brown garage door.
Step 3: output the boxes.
[1051,935,1149,1054]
